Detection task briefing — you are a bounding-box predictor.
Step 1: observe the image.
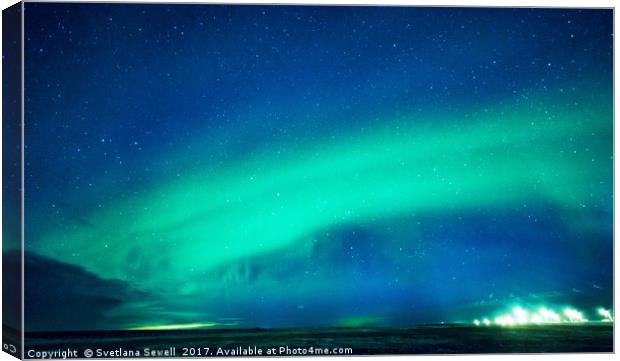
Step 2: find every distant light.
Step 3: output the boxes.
[512,306,528,325]
[494,315,516,326]
[128,322,218,331]
[478,305,598,327]
[531,314,543,324]
[538,307,561,323]
[598,308,613,322]
[563,308,587,323]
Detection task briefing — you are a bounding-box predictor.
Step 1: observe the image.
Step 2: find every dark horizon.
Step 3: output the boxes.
[22,324,613,356]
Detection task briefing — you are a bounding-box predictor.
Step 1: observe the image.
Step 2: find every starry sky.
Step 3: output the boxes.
[19,4,612,331]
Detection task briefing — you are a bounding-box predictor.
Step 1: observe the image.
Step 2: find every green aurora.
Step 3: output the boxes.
[33,89,611,303]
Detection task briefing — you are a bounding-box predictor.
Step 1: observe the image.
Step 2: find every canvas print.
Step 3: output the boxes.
[2,2,614,357]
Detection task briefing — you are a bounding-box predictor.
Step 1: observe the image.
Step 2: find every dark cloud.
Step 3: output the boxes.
[23,252,140,331]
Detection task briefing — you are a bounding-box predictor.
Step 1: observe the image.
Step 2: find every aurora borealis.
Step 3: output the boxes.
[20,4,612,332]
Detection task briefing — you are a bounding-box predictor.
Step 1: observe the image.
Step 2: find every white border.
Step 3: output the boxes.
[0,1,616,361]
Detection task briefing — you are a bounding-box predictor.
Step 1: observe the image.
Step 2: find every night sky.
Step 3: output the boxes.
[19,4,612,331]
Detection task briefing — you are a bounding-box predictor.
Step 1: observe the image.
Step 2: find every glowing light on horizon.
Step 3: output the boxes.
[513,306,529,325]
[128,322,218,331]
[494,315,516,326]
[475,305,606,327]
[598,308,613,322]
[538,307,561,323]
[531,314,543,324]
[563,308,587,323]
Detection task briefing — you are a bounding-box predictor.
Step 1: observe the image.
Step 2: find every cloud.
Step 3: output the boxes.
[23,251,142,331]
